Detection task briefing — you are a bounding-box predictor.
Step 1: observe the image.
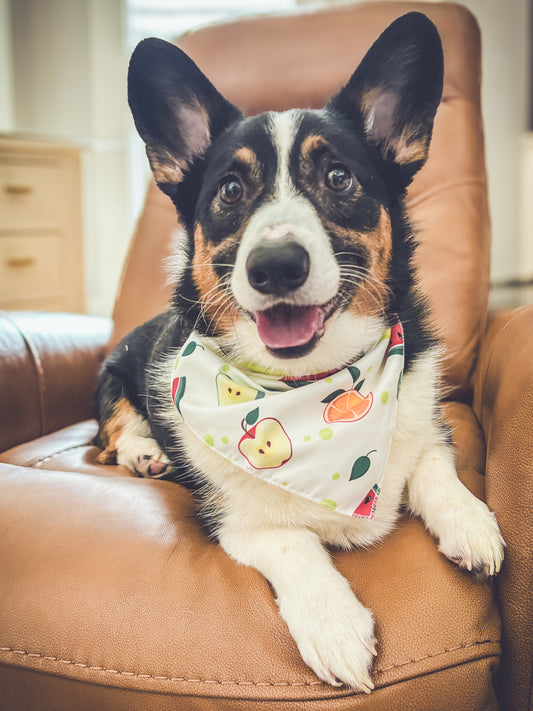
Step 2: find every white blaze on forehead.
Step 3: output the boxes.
[230,109,341,316]
[269,109,302,199]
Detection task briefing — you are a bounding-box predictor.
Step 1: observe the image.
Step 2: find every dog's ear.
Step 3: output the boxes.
[128,38,242,195]
[327,12,443,186]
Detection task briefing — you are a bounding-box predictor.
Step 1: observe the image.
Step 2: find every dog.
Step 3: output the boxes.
[95,12,505,693]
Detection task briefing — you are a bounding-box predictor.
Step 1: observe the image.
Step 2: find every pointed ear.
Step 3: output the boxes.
[128,38,242,194]
[327,12,443,185]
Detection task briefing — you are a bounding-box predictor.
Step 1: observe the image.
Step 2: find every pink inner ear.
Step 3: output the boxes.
[364,90,398,145]
[177,103,211,162]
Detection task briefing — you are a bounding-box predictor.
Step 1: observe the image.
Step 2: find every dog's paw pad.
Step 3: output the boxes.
[135,451,171,478]
[116,435,172,478]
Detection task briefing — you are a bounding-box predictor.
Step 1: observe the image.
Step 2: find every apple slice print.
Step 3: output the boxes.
[238,408,292,470]
[322,366,373,424]
[216,372,265,406]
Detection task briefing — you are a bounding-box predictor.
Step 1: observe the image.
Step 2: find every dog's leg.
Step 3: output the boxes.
[219,525,376,692]
[96,397,171,478]
[407,440,505,577]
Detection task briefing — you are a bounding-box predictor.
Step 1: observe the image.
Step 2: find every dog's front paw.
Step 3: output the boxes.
[117,436,171,478]
[438,498,505,578]
[279,586,376,692]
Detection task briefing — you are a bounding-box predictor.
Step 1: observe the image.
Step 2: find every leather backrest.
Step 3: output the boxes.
[110,2,490,401]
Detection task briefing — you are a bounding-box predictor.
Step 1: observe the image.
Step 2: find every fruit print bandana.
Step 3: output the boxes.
[171,321,404,519]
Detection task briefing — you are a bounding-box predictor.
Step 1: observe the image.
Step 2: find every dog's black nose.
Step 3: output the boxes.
[246,241,310,296]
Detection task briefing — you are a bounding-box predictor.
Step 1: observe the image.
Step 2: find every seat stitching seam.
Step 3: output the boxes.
[31,444,92,467]
[0,640,500,685]
[406,176,486,209]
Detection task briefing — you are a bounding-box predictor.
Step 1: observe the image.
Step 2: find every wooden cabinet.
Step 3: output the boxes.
[0,135,85,312]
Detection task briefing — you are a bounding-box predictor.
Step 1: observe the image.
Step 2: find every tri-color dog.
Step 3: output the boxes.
[95,12,504,692]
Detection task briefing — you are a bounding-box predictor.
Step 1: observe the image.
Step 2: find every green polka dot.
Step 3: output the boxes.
[222,364,230,373]
[325,376,333,384]
[319,428,333,441]
[221,436,229,445]
[204,434,214,447]
[282,482,288,486]
[367,365,372,372]
[303,435,312,442]
[381,391,389,405]
[332,472,340,480]
[320,499,337,510]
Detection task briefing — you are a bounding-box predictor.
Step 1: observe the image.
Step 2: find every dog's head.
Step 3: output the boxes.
[128,12,443,376]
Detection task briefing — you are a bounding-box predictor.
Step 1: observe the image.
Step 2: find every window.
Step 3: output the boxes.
[126,0,297,50]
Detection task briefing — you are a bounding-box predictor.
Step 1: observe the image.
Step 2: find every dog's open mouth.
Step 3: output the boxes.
[254,299,339,357]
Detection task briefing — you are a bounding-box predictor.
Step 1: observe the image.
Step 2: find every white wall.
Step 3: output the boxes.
[458,0,529,282]
[0,0,14,131]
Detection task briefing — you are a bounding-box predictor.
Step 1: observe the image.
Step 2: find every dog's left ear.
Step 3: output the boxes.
[327,12,443,186]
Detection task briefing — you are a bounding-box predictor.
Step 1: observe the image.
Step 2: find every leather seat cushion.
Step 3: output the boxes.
[0,404,501,708]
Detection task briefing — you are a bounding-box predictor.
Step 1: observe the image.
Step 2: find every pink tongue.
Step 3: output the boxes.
[256,305,325,349]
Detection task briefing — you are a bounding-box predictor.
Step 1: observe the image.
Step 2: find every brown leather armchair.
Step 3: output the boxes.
[1,3,531,709]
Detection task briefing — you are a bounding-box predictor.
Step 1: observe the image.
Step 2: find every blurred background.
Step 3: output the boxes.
[0,0,530,316]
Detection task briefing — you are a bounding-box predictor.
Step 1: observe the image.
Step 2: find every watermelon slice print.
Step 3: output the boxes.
[352,484,381,519]
[386,322,404,358]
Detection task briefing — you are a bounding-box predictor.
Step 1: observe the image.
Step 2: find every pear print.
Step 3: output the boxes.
[216,372,265,406]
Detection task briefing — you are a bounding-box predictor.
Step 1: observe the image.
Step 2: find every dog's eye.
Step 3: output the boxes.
[325,164,353,192]
[219,176,243,204]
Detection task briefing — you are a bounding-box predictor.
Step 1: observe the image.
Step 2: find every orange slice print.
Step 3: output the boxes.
[324,390,373,423]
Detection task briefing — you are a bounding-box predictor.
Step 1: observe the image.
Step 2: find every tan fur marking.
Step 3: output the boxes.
[96,398,139,464]
[333,207,392,318]
[192,225,239,334]
[361,88,429,166]
[147,148,185,185]
[300,134,328,160]
[393,127,429,166]
[233,147,262,181]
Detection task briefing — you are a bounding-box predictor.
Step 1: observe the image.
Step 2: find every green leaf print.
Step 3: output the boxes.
[321,389,345,404]
[348,366,361,384]
[245,407,260,427]
[182,341,197,357]
[174,376,187,415]
[350,450,376,481]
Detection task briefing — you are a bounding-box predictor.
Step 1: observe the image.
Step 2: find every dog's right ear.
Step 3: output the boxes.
[128,38,242,195]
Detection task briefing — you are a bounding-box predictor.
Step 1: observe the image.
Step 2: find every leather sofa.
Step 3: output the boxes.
[1,3,531,709]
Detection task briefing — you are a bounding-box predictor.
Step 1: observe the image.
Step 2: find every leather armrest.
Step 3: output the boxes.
[0,311,112,453]
[472,305,533,709]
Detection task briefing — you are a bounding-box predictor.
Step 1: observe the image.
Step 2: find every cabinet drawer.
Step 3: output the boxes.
[0,158,64,229]
[0,234,64,302]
